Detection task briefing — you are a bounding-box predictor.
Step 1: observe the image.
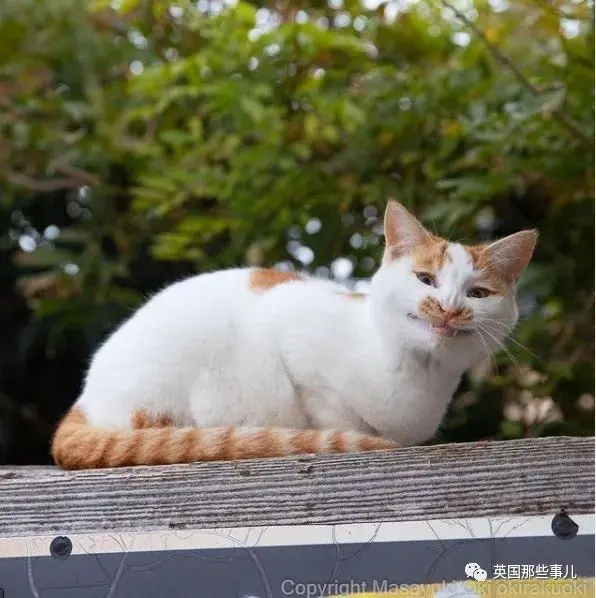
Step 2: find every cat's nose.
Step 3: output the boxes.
[439,305,463,321]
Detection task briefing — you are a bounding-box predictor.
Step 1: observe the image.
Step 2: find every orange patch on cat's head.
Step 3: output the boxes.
[383,200,450,275]
[463,244,487,265]
[386,233,451,279]
[461,243,509,293]
[249,268,304,293]
[408,237,450,274]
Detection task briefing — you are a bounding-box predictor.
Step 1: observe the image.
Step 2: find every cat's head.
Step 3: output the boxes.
[370,200,537,365]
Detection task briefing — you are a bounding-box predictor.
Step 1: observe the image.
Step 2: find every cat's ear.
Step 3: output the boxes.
[384,199,429,252]
[483,229,538,281]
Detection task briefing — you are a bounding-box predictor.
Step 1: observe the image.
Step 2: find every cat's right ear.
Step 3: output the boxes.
[384,200,429,255]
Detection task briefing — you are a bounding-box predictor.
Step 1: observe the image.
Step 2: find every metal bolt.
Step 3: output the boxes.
[551,510,579,540]
[50,535,72,559]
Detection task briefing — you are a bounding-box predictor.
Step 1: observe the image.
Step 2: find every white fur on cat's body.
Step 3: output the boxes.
[78,240,516,447]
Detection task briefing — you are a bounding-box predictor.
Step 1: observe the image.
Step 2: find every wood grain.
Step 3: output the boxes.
[0,436,593,536]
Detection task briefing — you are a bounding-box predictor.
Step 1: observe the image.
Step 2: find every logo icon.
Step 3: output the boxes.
[465,562,488,582]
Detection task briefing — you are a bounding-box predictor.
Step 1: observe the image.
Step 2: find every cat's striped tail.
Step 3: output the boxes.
[51,408,398,470]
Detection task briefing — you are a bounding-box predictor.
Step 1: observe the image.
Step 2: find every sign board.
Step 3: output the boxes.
[0,513,593,597]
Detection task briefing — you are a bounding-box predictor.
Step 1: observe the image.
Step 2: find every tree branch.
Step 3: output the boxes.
[51,162,100,187]
[3,168,97,192]
[439,0,592,148]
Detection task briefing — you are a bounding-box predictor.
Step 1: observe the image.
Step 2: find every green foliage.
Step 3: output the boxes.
[0,0,593,463]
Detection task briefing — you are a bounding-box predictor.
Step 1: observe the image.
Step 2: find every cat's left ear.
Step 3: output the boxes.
[483,229,538,281]
[384,199,429,252]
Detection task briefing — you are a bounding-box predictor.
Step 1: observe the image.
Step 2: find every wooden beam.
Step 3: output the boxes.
[0,436,593,536]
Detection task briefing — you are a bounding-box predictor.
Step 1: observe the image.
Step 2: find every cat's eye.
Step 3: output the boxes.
[415,272,436,287]
[467,287,490,299]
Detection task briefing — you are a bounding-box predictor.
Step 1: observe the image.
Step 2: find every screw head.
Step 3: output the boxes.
[50,536,72,559]
[551,511,579,540]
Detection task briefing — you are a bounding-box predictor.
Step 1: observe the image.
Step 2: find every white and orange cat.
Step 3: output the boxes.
[51,200,537,469]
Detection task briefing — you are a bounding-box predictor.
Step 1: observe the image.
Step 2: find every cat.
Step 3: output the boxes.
[51,200,537,469]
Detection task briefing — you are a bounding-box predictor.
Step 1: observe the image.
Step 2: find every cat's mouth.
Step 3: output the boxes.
[407,313,474,338]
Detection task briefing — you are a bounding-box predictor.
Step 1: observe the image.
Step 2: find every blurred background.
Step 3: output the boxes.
[0,0,593,465]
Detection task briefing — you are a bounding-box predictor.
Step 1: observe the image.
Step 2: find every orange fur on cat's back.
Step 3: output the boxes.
[249,268,304,292]
[50,407,396,470]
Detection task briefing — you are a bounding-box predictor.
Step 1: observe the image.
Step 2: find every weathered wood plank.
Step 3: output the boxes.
[0,436,593,536]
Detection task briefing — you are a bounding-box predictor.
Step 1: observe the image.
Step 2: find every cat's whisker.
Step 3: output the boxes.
[475,316,516,329]
[475,323,523,375]
[475,317,539,361]
[471,326,497,374]
[475,319,516,337]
